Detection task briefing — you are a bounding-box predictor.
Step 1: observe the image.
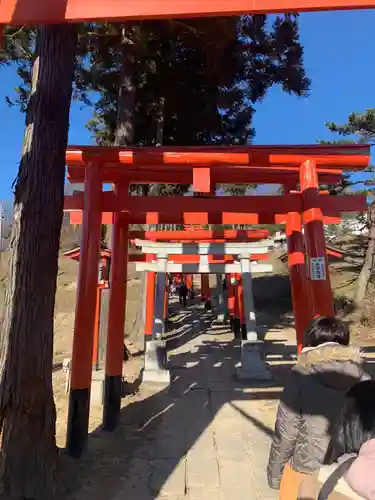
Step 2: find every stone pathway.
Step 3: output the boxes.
[112,304,293,500]
[63,302,297,500]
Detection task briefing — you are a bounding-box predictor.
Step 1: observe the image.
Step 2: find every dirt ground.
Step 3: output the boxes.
[0,252,144,364]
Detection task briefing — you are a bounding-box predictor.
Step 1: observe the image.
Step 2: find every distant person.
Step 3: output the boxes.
[179,282,188,307]
[267,316,369,500]
[298,380,375,500]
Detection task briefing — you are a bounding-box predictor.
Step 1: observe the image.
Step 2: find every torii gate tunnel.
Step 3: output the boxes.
[4,0,370,459]
[63,143,369,456]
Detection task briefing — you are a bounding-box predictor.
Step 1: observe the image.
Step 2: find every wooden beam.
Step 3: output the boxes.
[135,239,270,255]
[65,192,302,213]
[69,211,342,226]
[135,262,273,274]
[129,253,268,262]
[65,145,369,170]
[127,229,270,241]
[2,0,375,25]
[67,166,341,185]
[64,192,367,215]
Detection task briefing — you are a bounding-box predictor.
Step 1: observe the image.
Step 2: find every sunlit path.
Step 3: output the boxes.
[56,300,292,500]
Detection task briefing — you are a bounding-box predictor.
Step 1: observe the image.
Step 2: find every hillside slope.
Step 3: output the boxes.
[0,253,143,363]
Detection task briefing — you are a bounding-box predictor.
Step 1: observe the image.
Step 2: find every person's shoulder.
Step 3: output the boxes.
[290,361,308,377]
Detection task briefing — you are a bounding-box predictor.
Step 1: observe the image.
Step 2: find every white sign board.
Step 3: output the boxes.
[310,257,326,281]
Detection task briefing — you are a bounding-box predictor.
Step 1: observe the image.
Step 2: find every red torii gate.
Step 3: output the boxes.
[63,144,369,457]
[64,235,270,373]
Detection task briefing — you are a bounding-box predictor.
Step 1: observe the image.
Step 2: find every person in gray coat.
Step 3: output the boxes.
[267,316,369,499]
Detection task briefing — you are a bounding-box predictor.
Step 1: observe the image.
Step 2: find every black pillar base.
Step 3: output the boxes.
[241,324,247,340]
[233,318,241,339]
[205,299,212,310]
[230,315,234,332]
[66,388,90,458]
[103,375,122,431]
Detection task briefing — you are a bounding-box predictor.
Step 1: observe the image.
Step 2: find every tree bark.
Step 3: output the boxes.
[102,24,139,356]
[114,25,138,147]
[0,25,77,499]
[356,202,375,306]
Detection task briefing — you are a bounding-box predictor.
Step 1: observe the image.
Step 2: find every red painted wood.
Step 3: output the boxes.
[70,162,102,389]
[67,165,341,185]
[69,210,343,226]
[300,160,335,318]
[65,145,369,170]
[2,0,375,25]
[64,191,366,215]
[106,192,129,378]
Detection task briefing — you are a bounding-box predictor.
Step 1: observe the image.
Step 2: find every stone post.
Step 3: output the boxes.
[237,254,271,381]
[239,255,257,341]
[216,274,226,322]
[153,255,168,340]
[143,254,170,384]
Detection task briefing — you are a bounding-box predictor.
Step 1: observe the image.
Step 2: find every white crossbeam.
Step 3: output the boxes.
[135,262,273,274]
[134,238,272,256]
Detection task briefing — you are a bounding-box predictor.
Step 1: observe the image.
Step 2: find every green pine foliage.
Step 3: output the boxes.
[1,16,309,145]
[320,110,375,199]
[0,16,310,198]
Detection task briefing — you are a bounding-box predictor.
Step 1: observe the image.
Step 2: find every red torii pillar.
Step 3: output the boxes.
[201,274,210,302]
[163,275,169,329]
[186,274,193,299]
[227,274,236,331]
[103,185,129,431]
[233,276,241,338]
[237,274,247,339]
[144,254,156,340]
[300,160,334,318]
[63,249,110,371]
[284,185,313,353]
[92,284,104,371]
[67,161,102,458]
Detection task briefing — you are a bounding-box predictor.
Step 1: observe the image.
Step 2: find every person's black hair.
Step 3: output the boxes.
[303,316,350,348]
[327,380,375,460]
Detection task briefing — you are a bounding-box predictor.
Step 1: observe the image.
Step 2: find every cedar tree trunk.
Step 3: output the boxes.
[0,24,76,499]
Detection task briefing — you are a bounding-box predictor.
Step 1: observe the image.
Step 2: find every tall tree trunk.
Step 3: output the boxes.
[356,202,375,306]
[114,25,138,147]
[104,24,139,356]
[0,25,77,499]
[155,97,165,147]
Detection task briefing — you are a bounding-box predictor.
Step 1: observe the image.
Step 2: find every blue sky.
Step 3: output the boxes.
[0,9,374,202]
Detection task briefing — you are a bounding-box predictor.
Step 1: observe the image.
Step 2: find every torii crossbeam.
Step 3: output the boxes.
[1,0,375,25]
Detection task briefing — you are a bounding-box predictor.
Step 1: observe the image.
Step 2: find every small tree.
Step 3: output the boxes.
[323,109,375,306]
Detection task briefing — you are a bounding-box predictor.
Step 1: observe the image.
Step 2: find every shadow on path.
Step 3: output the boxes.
[64,298,295,500]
